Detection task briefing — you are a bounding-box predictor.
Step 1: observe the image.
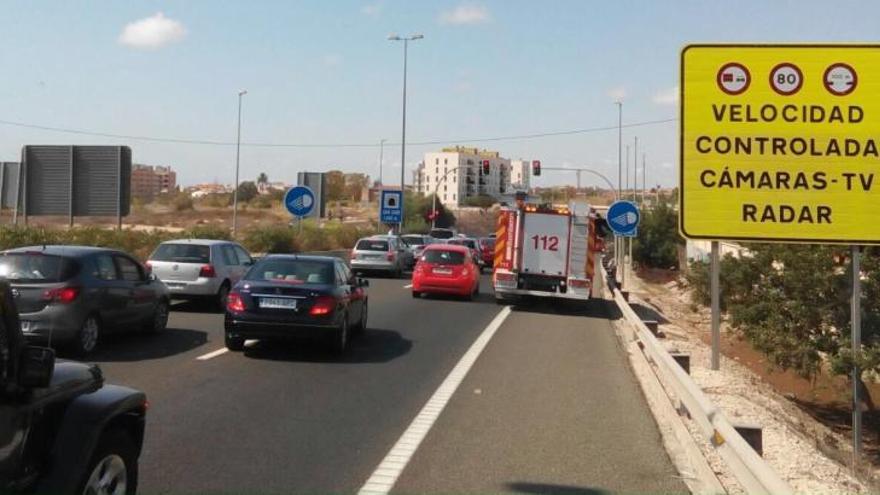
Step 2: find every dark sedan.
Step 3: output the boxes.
[224,255,369,354]
[0,245,171,355]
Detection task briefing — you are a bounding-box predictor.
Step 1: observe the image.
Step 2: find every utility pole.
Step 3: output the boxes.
[642,153,647,205]
[231,89,247,237]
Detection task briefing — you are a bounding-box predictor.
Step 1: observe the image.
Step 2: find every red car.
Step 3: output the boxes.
[412,244,480,300]
[477,237,495,268]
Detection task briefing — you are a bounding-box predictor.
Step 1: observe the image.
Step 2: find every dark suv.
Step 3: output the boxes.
[0,280,147,494]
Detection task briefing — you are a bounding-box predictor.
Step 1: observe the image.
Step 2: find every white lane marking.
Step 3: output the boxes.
[196,348,228,361]
[403,284,413,289]
[195,340,256,361]
[357,306,512,495]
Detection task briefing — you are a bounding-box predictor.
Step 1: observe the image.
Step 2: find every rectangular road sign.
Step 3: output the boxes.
[681,44,880,244]
[380,190,402,224]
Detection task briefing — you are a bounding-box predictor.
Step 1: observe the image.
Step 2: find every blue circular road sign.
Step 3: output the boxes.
[284,186,315,217]
[607,200,640,237]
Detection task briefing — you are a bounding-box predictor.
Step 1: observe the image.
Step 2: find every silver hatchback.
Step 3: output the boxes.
[147,239,254,308]
[350,237,406,278]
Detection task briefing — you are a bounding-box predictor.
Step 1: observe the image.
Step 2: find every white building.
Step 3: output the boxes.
[509,159,531,191]
[414,146,520,207]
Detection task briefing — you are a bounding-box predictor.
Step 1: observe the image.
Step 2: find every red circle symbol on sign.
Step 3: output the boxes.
[716,62,750,95]
[769,62,804,96]
[824,63,857,96]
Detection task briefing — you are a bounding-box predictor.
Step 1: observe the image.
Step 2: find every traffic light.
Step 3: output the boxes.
[482,160,490,175]
[532,160,541,176]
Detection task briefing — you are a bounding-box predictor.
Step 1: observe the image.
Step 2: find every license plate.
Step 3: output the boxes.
[167,283,184,289]
[259,297,297,309]
[433,268,453,275]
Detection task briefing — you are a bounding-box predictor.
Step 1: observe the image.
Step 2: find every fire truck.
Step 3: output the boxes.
[492,202,605,303]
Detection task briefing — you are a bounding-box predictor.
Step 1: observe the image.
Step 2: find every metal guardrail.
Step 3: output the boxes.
[606,268,793,495]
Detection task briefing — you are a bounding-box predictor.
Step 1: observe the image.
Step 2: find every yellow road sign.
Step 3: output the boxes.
[680,44,880,244]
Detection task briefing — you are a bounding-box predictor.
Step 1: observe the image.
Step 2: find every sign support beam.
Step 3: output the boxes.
[711,240,720,370]
[852,244,862,473]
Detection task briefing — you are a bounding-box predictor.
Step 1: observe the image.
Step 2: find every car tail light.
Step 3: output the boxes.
[461,268,470,277]
[386,251,395,261]
[310,295,336,316]
[144,261,153,273]
[43,286,80,304]
[199,265,216,278]
[227,292,246,313]
[495,272,516,282]
[350,249,358,260]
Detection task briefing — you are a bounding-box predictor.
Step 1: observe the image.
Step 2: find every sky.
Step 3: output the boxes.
[2,0,879,190]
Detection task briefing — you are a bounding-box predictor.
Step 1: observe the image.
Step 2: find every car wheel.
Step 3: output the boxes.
[73,315,101,356]
[474,283,480,295]
[149,300,169,334]
[225,332,244,351]
[355,302,368,334]
[412,291,422,299]
[78,428,138,495]
[331,314,349,354]
[216,283,230,311]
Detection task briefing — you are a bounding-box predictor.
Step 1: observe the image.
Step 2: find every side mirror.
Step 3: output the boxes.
[358,278,370,288]
[18,346,55,389]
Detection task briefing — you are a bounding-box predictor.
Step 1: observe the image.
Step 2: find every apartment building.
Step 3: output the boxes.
[414,146,517,207]
[509,159,531,191]
[131,164,177,199]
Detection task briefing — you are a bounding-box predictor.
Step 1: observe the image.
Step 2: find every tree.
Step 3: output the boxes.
[344,173,370,202]
[257,172,269,186]
[687,244,880,409]
[326,170,346,201]
[403,193,455,230]
[632,202,683,269]
[236,181,259,203]
[462,194,496,209]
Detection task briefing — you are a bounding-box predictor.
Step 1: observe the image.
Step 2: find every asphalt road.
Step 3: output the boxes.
[84,274,686,494]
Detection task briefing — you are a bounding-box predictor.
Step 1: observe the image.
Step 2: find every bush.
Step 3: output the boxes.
[250,195,274,209]
[173,193,194,212]
[199,193,232,208]
[185,225,231,241]
[241,225,298,254]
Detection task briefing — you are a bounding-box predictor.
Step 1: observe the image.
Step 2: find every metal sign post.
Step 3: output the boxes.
[284,186,316,237]
[711,241,721,370]
[852,244,862,472]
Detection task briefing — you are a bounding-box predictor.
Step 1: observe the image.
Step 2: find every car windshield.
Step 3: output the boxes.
[480,238,496,249]
[151,243,211,264]
[246,259,334,284]
[0,253,79,283]
[422,250,466,265]
[356,240,389,251]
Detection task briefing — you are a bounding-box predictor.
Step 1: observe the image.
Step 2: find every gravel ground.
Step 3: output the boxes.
[625,273,868,494]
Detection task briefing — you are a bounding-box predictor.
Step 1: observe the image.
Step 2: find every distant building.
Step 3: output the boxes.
[414,146,519,207]
[257,181,290,195]
[509,159,531,191]
[131,164,177,200]
[186,183,233,198]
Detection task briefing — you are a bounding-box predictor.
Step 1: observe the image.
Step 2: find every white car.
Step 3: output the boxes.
[147,239,254,308]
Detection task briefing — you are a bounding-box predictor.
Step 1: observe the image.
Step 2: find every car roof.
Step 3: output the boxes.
[1,245,119,257]
[425,243,470,253]
[260,254,337,263]
[159,239,234,246]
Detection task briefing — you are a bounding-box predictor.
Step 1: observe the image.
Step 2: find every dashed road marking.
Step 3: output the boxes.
[196,348,228,361]
[403,284,413,289]
[357,305,512,495]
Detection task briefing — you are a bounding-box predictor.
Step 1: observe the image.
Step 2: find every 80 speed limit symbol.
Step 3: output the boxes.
[769,62,803,96]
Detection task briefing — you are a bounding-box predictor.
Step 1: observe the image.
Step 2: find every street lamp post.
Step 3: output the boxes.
[388,33,423,233]
[378,138,387,185]
[431,165,468,229]
[232,89,247,237]
[615,102,623,285]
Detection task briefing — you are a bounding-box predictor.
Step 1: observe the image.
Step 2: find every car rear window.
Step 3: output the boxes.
[430,229,454,239]
[246,260,335,284]
[422,250,466,265]
[0,253,79,283]
[480,238,495,249]
[449,239,476,249]
[402,236,426,246]
[356,240,389,251]
[151,243,211,264]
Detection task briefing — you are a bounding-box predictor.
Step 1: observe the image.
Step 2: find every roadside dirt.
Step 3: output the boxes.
[631,267,880,488]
